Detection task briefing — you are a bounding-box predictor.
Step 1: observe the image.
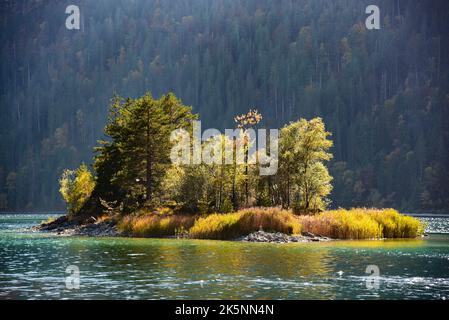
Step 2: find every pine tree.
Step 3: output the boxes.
[93,92,197,212]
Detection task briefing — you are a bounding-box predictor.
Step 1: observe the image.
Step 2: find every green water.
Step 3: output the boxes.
[1,214,449,300]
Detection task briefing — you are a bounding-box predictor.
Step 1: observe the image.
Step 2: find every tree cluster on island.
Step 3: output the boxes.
[59,92,333,219]
[56,92,424,240]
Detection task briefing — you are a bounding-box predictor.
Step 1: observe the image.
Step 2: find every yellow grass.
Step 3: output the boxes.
[365,208,425,238]
[41,216,57,225]
[116,207,424,240]
[188,207,302,240]
[299,208,425,239]
[117,214,196,237]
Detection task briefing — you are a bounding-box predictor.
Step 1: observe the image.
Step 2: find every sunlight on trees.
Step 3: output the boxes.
[59,164,95,215]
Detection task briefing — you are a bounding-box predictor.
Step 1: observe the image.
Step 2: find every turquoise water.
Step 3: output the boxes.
[1,214,449,300]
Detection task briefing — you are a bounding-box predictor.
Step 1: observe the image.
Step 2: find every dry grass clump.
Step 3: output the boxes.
[188,207,301,240]
[116,207,423,240]
[117,214,195,237]
[299,208,424,239]
[365,208,425,238]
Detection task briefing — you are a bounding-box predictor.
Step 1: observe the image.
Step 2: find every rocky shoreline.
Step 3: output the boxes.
[33,215,121,237]
[239,230,332,243]
[33,215,332,242]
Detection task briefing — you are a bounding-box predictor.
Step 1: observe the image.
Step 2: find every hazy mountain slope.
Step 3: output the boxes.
[1,0,448,212]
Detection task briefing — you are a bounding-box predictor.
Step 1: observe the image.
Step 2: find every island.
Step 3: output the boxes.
[36,92,424,242]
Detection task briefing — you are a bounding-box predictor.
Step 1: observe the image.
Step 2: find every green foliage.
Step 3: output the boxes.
[163,135,245,213]
[59,164,95,215]
[165,165,211,213]
[221,198,233,213]
[276,118,333,212]
[162,117,333,214]
[93,92,197,213]
[256,185,272,207]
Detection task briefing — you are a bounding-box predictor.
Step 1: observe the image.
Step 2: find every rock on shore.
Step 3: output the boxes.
[239,230,332,243]
[33,215,121,237]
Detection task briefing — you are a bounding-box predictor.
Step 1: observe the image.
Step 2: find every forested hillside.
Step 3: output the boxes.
[1,0,448,212]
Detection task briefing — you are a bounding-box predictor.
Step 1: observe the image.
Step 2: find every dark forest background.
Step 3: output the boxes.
[1,0,449,212]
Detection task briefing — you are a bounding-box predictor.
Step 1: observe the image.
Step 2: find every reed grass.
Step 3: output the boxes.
[365,208,425,238]
[299,208,424,239]
[117,207,423,240]
[188,207,301,240]
[117,214,196,237]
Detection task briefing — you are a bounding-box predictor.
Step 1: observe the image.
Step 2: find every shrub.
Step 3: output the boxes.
[189,207,301,240]
[59,164,95,215]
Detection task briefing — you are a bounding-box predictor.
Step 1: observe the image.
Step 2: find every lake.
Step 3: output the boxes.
[1,213,449,300]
